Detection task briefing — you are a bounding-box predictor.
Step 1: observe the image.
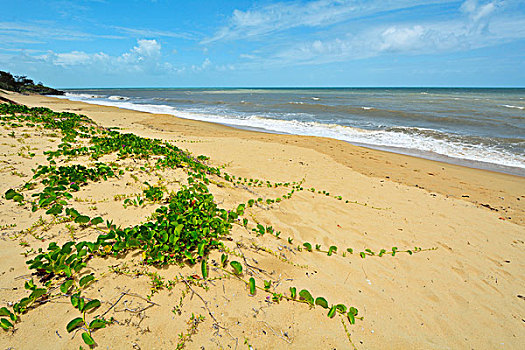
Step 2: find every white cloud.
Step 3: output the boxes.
[461,0,498,21]
[129,39,161,58]
[0,21,123,44]
[202,0,451,43]
[53,51,94,66]
[112,26,196,40]
[237,0,525,67]
[379,25,426,52]
[191,58,212,72]
[36,39,176,74]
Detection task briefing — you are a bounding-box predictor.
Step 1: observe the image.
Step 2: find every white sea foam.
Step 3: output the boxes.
[108,95,130,101]
[311,97,320,100]
[502,104,524,110]
[57,95,525,170]
[361,106,373,110]
[65,92,103,99]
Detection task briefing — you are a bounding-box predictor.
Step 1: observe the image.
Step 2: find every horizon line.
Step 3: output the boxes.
[59,86,525,89]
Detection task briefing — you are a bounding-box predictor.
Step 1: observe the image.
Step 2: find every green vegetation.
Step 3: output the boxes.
[0,71,64,95]
[0,102,436,348]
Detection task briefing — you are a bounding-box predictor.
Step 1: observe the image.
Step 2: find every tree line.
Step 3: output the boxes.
[0,71,64,95]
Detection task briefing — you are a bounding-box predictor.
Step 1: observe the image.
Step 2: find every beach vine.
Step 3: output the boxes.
[0,103,436,348]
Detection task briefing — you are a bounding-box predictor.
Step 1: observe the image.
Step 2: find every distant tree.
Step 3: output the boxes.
[0,70,63,95]
[0,71,17,91]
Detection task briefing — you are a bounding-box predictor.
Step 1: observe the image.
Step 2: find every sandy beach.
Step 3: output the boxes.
[1,90,524,349]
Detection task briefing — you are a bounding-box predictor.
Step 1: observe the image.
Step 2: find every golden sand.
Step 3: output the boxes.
[0,91,523,349]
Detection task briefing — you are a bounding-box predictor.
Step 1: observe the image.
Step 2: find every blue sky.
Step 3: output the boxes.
[1,0,524,87]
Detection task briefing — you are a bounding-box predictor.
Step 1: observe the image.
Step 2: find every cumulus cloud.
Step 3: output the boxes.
[191,58,212,72]
[130,39,161,58]
[38,39,175,74]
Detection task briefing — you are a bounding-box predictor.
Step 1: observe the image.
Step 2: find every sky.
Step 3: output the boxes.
[1,0,524,87]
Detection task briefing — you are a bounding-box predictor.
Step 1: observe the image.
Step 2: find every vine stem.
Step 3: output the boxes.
[340,317,358,350]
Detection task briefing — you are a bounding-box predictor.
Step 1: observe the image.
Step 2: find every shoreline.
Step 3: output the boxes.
[55,91,525,176]
[1,91,524,349]
[5,91,524,226]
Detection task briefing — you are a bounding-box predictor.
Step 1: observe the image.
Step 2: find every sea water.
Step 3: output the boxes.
[56,88,525,176]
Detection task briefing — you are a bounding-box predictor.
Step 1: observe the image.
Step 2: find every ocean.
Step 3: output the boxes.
[56,88,525,176]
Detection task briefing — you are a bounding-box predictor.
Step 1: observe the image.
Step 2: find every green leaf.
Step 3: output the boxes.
[230,261,242,275]
[66,208,80,218]
[0,318,13,330]
[201,259,208,279]
[289,287,297,299]
[5,189,16,200]
[327,305,337,318]
[24,279,35,290]
[83,300,101,312]
[82,332,95,346]
[60,280,74,294]
[335,304,347,314]
[327,246,337,256]
[66,317,84,333]
[315,297,329,309]
[299,289,314,305]
[264,280,271,291]
[349,307,358,316]
[71,294,80,308]
[173,223,183,236]
[75,215,90,224]
[249,277,256,295]
[391,246,398,257]
[302,242,312,252]
[197,242,205,257]
[89,319,106,330]
[359,252,366,259]
[79,275,94,288]
[0,307,11,317]
[236,204,245,216]
[45,204,63,215]
[221,254,228,267]
[347,312,355,324]
[346,248,353,254]
[78,298,85,312]
[90,217,103,226]
[29,288,47,300]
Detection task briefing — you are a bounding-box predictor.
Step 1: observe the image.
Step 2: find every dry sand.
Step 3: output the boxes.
[0,91,524,349]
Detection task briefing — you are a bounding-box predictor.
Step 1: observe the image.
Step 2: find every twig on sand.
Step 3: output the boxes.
[99,289,130,318]
[256,320,292,344]
[101,290,159,316]
[179,274,238,350]
[236,243,268,275]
